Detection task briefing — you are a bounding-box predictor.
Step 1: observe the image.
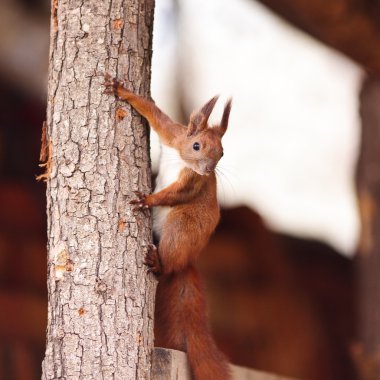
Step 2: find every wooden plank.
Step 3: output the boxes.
[152,348,192,380]
[152,348,298,380]
[230,365,297,380]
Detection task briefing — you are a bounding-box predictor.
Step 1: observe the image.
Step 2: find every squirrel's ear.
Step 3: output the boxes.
[188,95,219,136]
[217,98,232,137]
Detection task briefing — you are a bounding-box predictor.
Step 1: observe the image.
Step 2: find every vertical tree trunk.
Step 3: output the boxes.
[356,76,380,379]
[41,0,155,379]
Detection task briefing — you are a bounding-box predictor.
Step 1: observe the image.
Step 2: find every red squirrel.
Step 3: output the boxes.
[104,74,232,380]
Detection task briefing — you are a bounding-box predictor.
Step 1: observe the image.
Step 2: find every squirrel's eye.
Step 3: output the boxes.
[193,142,200,151]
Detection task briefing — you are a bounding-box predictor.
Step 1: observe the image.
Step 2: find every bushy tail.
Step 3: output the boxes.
[155,265,231,380]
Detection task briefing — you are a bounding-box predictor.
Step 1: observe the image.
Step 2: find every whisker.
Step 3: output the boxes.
[217,164,240,184]
[215,169,228,203]
[215,165,237,197]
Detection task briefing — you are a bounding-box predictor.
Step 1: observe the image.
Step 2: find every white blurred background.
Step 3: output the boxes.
[151,0,364,255]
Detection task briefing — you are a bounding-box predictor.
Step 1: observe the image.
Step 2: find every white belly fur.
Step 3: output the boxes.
[153,144,187,238]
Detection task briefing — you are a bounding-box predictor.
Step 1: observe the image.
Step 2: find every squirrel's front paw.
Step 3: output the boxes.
[130,191,150,211]
[104,73,123,97]
[144,244,161,276]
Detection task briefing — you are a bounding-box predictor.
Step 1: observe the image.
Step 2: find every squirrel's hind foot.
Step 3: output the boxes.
[144,244,161,276]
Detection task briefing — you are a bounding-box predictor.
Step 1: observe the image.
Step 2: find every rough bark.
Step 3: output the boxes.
[255,0,380,74]
[355,77,380,380]
[41,0,156,379]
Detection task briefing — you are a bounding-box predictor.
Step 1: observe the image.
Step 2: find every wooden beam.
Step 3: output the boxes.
[152,348,298,380]
[255,0,380,73]
[355,76,380,379]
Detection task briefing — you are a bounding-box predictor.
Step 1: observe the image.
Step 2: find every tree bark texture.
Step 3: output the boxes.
[356,77,380,379]
[41,0,155,379]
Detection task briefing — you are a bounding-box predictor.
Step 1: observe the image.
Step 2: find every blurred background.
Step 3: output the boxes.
[1,0,380,379]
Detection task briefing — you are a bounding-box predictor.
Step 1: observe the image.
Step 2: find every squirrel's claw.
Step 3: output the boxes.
[144,244,161,276]
[104,74,123,97]
[130,191,150,211]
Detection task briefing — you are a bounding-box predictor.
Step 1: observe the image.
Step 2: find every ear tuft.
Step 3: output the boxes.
[218,98,232,137]
[187,95,219,136]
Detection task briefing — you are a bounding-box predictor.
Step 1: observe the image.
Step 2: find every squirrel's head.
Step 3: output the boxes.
[177,96,232,176]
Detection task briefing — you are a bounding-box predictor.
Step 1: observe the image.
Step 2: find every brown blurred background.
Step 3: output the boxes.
[2,0,380,379]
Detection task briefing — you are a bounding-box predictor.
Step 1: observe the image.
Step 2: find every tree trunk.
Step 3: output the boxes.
[41,0,156,379]
[355,76,380,380]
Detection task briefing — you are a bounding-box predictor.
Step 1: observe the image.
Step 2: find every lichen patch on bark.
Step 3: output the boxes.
[113,19,124,30]
[116,107,128,121]
[51,242,72,281]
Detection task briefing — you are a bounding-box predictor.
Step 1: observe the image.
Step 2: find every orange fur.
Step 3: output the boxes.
[155,266,230,380]
[104,74,232,380]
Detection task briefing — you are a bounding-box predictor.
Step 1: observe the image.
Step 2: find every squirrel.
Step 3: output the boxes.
[104,74,232,380]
